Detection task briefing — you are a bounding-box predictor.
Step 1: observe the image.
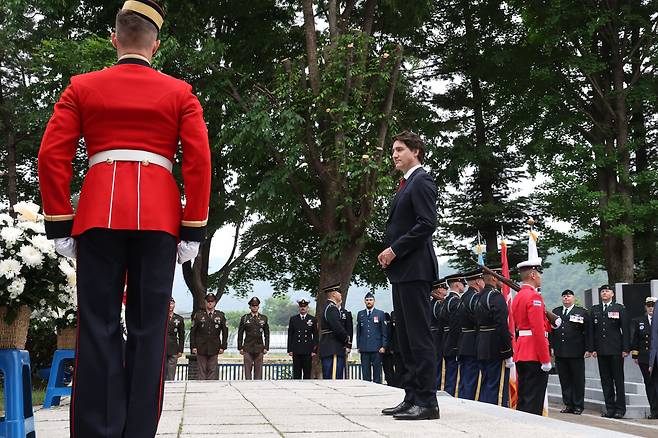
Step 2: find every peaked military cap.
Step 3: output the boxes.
[445,273,465,284]
[122,0,165,31]
[517,257,543,273]
[248,296,260,306]
[297,298,310,306]
[432,278,448,290]
[204,293,216,302]
[645,296,656,306]
[598,284,613,292]
[561,289,574,296]
[323,283,341,294]
[463,268,484,280]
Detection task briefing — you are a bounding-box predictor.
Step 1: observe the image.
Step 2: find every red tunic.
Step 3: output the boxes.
[38,58,211,241]
[512,284,550,363]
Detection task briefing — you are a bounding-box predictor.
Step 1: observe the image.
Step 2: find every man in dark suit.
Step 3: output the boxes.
[287,299,318,379]
[631,297,658,418]
[38,2,211,436]
[589,284,630,418]
[356,293,388,383]
[550,289,590,415]
[378,131,439,420]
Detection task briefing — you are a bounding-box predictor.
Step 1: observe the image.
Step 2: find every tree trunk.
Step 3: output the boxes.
[314,243,364,321]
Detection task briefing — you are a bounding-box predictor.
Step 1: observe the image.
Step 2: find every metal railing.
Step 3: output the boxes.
[174,362,362,381]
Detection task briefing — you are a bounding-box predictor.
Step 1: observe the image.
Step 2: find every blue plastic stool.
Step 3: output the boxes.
[42,350,74,409]
[0,349,35,437]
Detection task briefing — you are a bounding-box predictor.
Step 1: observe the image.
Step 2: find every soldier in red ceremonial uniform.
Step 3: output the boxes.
[511,258,551,415]
[37,2,211,437]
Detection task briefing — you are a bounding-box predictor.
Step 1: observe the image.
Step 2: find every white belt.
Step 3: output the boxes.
[518,330,548,338]
[89,149,173,172]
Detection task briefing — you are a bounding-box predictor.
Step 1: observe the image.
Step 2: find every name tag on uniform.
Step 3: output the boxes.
[570,315,584,324]
[373,316,379,323]
[608,312,620,319]
[532,300,542,306]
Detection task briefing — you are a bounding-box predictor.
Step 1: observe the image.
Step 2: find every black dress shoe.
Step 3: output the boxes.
[393,405,440,420]
[613,412,624,419]
[601,411,614,418]
[647,413,658,419]
[382,401,412,416]
[560,407,574,414]
[572,408,583,415]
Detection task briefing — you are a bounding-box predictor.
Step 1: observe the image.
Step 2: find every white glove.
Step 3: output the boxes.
[553,317,562,329]
[177,241,200,264]
[54,237,77,258]
[541,362,552,372]
[505,357,515,368]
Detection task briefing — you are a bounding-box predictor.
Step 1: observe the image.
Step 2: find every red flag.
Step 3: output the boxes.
[501,239,518,409]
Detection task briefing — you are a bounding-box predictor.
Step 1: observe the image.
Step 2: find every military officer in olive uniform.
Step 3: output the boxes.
[474,268,513,406]
[165,298,185,380]
[430,279,447,390]
[589,284,630,418]
[287,298,318,379]
[320,284,351,379]
[550,289,590,415]
[238,296,270,380]
[190,293,228,380]
[440,273,465,396]
[457,269,483,400]
[631,297,658,418]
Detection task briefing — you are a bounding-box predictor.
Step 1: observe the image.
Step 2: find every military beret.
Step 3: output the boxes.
[248,296,260,306]
[561,289,574,296]
[204,293,216,302]
[599,284,613,292]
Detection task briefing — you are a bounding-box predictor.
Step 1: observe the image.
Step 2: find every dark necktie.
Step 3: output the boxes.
[603,304,608,312]
[396,178,406,192]
[367,310,371,318]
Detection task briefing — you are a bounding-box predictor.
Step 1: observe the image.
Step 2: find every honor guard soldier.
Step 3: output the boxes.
[456,269,483,400]
[440,274,465,396]
[287,298,318,379]
[37,2,211,436]
[512,258,551,415]
[238,297,270,380]
[190,293,228,380]
[165,298,185,381]
[320,284,351,379]
[631,297,658,418]
[550,289,590,415]
[590,284,630,418]
[356,292,388,383]
[430,279,448,390]
[474,268,513,406]
[341,304,354,377]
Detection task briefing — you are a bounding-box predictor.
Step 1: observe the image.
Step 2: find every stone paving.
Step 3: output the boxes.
[35,380,638,437]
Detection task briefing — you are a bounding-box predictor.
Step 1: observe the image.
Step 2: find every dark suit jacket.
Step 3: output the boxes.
[631,315,652,365]
[650,312,658,368]
[550,306,591,358]
[385,167,438,283]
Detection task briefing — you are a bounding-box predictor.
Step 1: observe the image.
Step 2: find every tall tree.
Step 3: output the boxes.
[514,0,658,283]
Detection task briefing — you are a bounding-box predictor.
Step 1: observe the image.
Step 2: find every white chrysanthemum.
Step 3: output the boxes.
[47,285,55,292]
[18,245,43,268]
[30,235,55,255]
[17,221,46,234]
[13,201,40,222]
[1,227,24,246]
[0,259,22,279]
[0,214,13,226]
[58,258,77,286]
[66,313,75,323]
[38,298,46,307]
[7,278,26,297]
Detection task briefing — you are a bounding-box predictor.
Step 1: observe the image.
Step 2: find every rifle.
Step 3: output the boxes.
[478,264,560,326]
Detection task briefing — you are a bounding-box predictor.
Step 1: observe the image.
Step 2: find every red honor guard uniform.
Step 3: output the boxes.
[37,2,210,437]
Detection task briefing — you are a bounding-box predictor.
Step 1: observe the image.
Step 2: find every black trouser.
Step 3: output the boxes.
[639,363,658,415]
[516,361,549,415]
[382,353,397,387]
[292,354,313,379]
[72,229,176,438]
[597,354,626,415]
[555,356,585,410]
[392,281,437,408]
